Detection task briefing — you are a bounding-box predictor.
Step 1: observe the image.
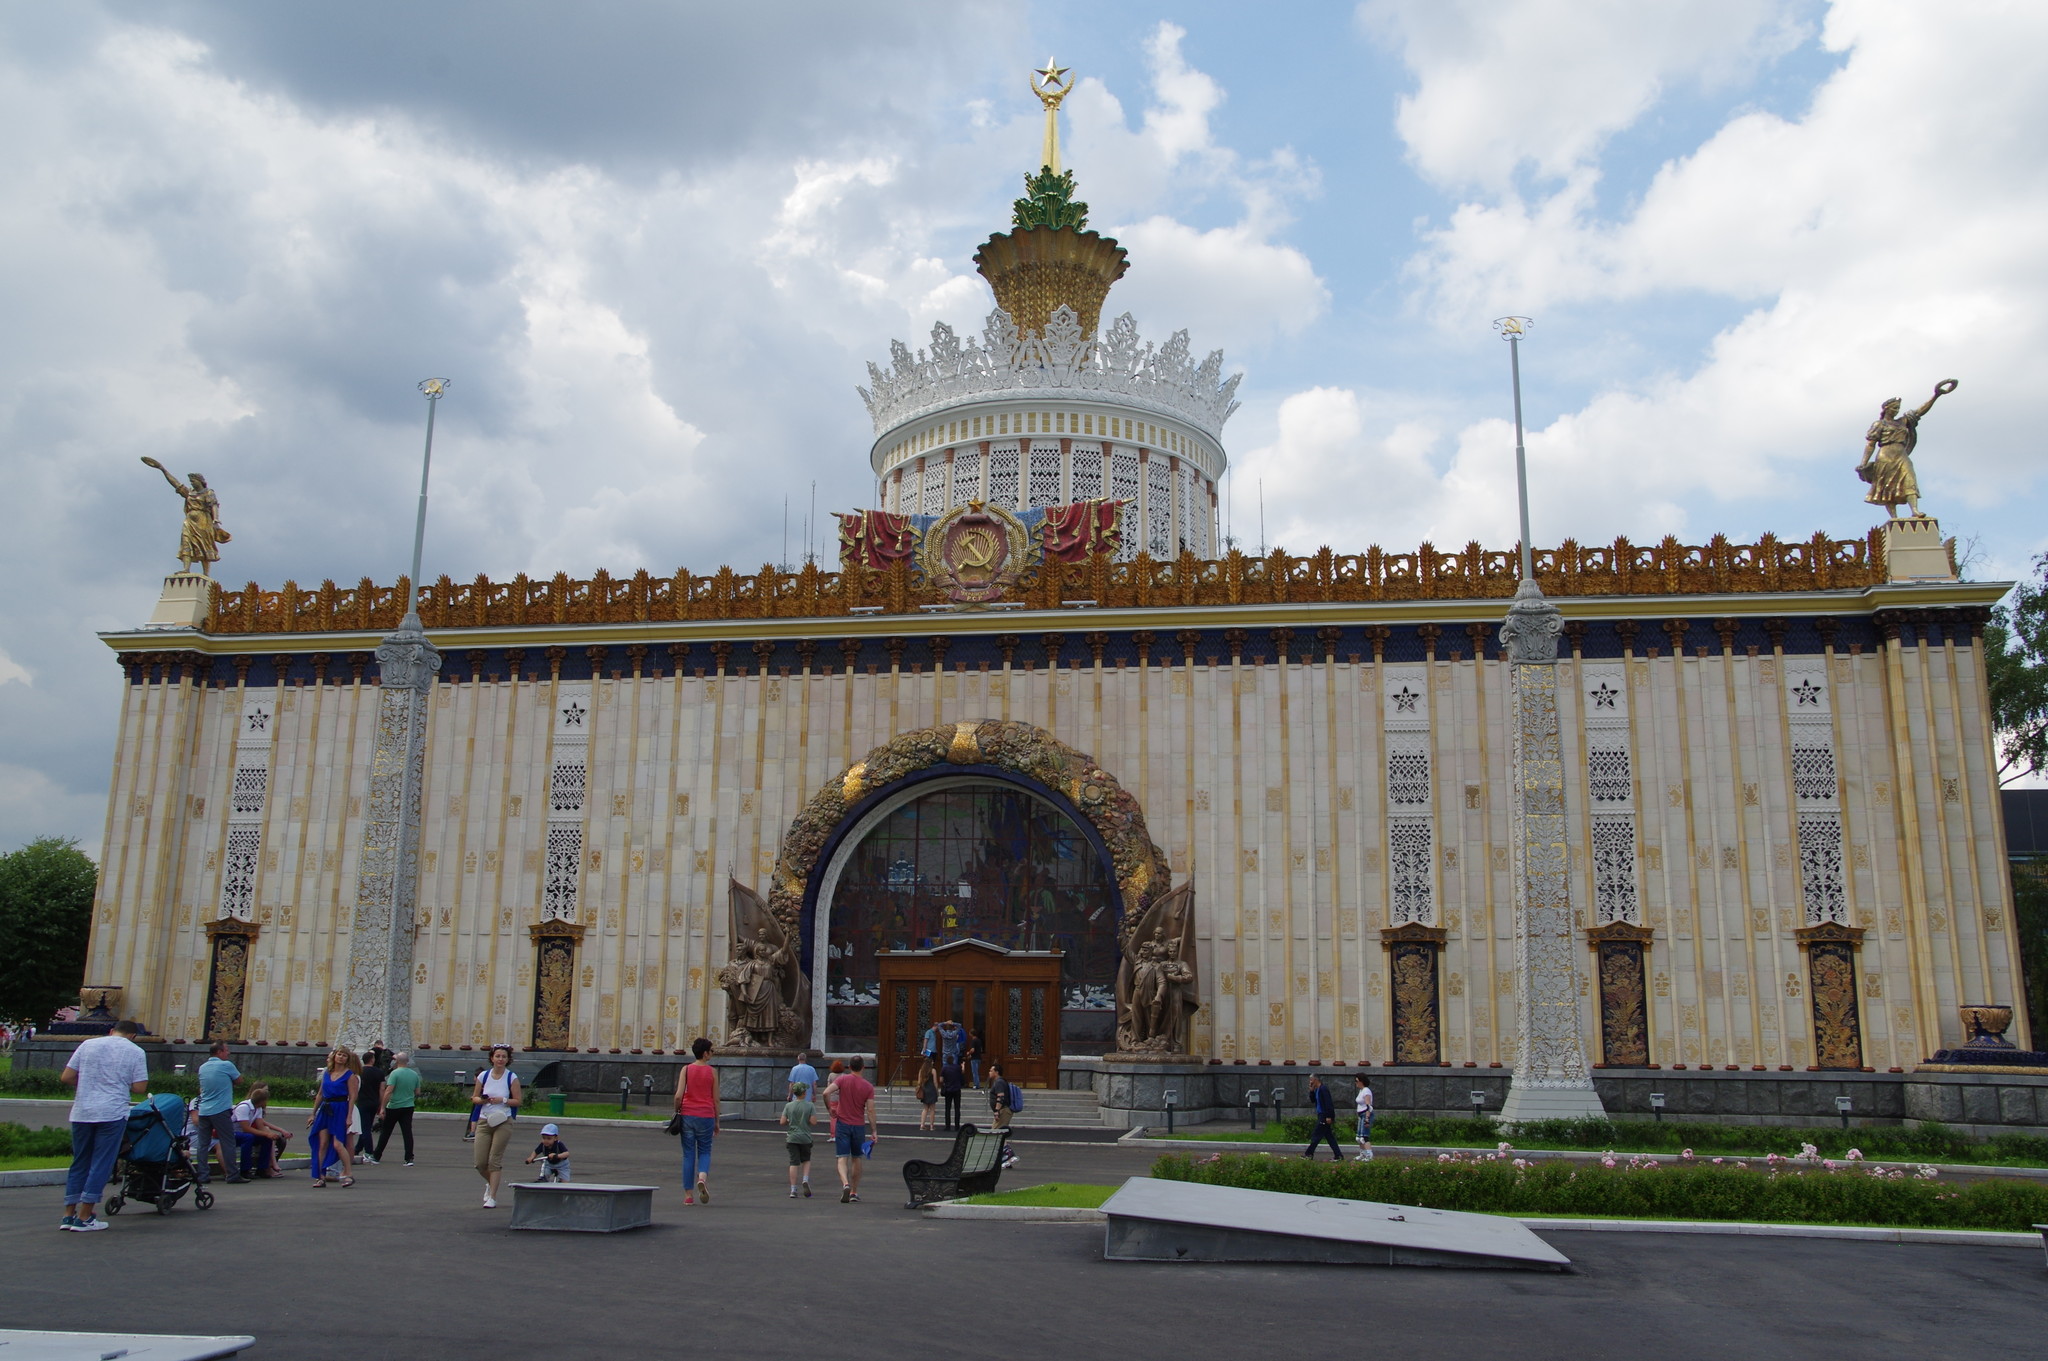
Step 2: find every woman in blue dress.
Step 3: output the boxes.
[306,1047,360,1187]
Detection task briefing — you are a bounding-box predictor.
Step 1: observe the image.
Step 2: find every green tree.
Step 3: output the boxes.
[2015,863,2048,1046]
[1985,551,2048,784]
[0,837,98,1024]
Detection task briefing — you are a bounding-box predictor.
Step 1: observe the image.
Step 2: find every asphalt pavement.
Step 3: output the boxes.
[1,1101,2041,1359]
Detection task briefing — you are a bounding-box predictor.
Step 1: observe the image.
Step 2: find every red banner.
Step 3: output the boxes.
[835,510,918,569]
[1041,498,1124,562]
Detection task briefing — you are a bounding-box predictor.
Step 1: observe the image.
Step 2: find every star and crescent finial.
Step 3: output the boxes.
[1030,58,1076,173]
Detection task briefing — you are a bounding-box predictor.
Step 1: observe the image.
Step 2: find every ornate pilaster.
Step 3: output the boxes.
[1498,579,1607,1122]
[339,618,441,1050]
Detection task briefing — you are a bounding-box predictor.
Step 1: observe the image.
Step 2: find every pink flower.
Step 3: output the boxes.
[1513,1158,1531,1170]
[1845,1149,1863,1161]
[1497,1142,1513,1154]
[1681,1148,1695,1159]
[1438,1153,1451,1163]
[1712,1157,1725,1165]
[1601,1156,1617,1169]
[1798,1142,1820,1161]
[1915,1165,1938,1180]
[1822,1160,1838,1171]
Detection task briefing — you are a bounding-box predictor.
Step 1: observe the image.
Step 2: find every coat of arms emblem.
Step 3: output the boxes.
[917,502,1039,604]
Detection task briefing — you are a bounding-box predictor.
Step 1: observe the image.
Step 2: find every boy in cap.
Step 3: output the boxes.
[524,1124,572,1182]
[781,1081,815,1198]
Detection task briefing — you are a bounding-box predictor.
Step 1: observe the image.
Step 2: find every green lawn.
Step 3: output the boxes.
[956,1182,1118,1208]
[0,1155,69,1172]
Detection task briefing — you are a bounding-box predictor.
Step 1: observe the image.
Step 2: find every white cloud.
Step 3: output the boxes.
[1323,0,2048,555]
[0,650,30,687]
[1360,0,1807,191]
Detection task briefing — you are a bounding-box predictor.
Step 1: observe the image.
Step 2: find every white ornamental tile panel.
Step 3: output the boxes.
[1581,664,1626,725]
[1389,817,1434,925]
[953,447,983,504]
[1587,736,1632,808]
[1591,813,1639,925]
[549,761,586,816]
[1783,659,1831,715]
[1177,465,1197,556]
[1145,457,1173,557]
[1797,812,1847,924]
[921,457,947,515]
[553,684,592,739]
[238,694,276,746]
[1790,720,1838,806]
[1069,443,1103,501]
[1383,665,1428,727]
[219,823,260,921]
[1028,441,1062,509]
[229,765,270,819]
[1386,730,1431,810]
[542,823,583,921]
[988,442,1021,510]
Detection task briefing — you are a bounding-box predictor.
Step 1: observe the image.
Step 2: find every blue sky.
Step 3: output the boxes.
[3,0,2045,852]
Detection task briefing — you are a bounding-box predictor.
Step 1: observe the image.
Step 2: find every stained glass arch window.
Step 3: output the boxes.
[820,777,1121,1051]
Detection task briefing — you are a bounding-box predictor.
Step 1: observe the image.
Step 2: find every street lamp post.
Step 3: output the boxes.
[405,379,450,626]
[1490,319,1605,1127]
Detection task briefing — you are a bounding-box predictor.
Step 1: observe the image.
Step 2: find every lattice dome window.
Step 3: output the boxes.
[542,823,583,921]
[219,825,260,920]
[1069,443,1103,501]
[230,765,269,818]
[1591,814,1639,924]
[549,761,586,816]
[988,442,1021,510]
[1587,743,1631,805]
[953,447,983,504]
[1028,441,1062,508]
[921,457,946,516]
[1797,813,1846,924]
[1146,457,1173,557]
[1389,818,1434,925]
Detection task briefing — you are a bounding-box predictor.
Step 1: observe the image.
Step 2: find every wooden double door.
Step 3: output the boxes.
[876,940,1062,1088]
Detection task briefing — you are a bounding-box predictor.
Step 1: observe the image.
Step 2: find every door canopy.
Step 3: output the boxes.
[770,720,1172,954]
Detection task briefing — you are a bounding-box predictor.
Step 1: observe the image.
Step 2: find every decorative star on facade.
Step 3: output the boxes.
[246,712,268,733]
[1590,682,1618,709]
[1792,680,1822,707]
[1393,687,1419,713]
[561,701,586,726]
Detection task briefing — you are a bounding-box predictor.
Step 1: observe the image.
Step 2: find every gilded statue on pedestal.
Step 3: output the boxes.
[1114,883,1198,1053]
[1857,379,1957,519]
[718,878,811,1050]
[141,457,231,575]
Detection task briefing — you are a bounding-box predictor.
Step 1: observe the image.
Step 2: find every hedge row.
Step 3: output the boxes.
[0,1121,72,1158]
[1151,1152,2048,1232]
[1265,1112,2048,1166]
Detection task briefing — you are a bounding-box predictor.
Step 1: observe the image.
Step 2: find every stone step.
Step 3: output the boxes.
[870,1084,1102,1127]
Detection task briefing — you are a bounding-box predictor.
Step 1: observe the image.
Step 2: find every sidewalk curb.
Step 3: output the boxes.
[1,1157,313,1189]
[921,1203,1107,1221]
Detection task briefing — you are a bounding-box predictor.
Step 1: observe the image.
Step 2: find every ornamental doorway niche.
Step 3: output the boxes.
[812,774,1120,1064]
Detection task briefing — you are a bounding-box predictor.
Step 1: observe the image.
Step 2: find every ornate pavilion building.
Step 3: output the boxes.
[69,83,2037,1123]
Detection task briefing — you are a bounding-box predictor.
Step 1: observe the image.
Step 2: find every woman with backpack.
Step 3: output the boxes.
[470,1044,521,1208]
[986,1060,1012,1130]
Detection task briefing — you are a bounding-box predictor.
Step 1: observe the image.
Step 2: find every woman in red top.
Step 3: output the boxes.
[674,1036,721,1204]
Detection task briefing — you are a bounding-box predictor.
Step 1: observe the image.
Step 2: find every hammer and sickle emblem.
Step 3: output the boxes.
[957,528,998,569]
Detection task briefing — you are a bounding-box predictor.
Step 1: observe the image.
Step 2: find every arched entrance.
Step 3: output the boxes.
[760,721,1172,1060]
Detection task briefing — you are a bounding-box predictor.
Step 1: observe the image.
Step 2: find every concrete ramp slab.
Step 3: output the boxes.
[1101,1177,1571,1271]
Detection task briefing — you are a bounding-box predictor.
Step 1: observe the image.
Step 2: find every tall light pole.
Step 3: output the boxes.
[340,378,449,1051]
[405,378,450,626]
[1494,318,1535,583]
[1489,318,1605,1127]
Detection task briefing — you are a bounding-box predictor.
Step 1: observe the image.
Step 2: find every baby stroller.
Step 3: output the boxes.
[106,1092,215,1216]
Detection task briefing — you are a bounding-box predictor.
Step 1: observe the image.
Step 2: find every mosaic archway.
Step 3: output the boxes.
[765,722,1173,1038]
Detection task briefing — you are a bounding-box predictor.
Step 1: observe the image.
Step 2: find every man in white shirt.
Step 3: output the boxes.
[61,1020,150,1231]
[1353,1075,1375,1162]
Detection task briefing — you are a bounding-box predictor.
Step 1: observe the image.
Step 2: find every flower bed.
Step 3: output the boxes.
[0,1122,72,1159]
[1151,1149,2048,1232]
[1174,1113,2048,1168]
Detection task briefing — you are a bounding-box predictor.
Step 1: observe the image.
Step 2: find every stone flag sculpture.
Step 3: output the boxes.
[718,877,812,1051]
[1115,882,1197,1053]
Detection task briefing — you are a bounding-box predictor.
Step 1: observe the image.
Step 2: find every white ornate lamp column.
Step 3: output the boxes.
[341,378,449,1051]
[1491,319,1604,1125]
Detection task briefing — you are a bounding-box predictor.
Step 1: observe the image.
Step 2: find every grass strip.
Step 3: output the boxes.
[956,1182,1117,1208]
[1152,1152,2048,1233]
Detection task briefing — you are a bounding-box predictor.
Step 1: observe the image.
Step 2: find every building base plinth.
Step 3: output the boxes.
[1498,1082,1607,1127]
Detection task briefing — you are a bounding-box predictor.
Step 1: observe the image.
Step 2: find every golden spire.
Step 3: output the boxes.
[1031,58,1075,172]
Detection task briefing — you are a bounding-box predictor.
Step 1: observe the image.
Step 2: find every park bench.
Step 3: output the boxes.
[508,1181,656,1233]
[902,1123,1008,1208]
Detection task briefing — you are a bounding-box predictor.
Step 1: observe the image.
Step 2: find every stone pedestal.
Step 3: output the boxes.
[1497,581,1606,1126]
[143,573,213,629]
[1882,517,1957,582]
[339,617,440,1051]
